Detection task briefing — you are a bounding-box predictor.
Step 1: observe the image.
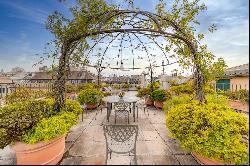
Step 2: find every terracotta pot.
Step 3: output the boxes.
[145,97,154,106]
[87,103,97,110]
[12,135,66,165]
[191,152,225,165]
[154,100,164,109]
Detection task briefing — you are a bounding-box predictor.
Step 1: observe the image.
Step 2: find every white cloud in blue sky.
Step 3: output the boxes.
[0,0,248,77]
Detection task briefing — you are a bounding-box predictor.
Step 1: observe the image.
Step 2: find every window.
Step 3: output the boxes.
[2,88,5,93]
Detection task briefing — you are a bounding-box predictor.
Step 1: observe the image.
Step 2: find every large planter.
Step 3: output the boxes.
[145,97,154,106]
[154,100,164,109]
[191,152,224,165]
[86,103,97,110]
[12,135,66,165]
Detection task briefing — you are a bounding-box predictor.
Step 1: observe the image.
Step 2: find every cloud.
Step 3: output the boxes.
[0,1,50,25]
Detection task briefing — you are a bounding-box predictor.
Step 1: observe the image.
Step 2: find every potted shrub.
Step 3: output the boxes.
[136,87,153,106]
[77,88,103,110]
[0,99,82,165]
[166,99,249,165]
[151,89,171,109]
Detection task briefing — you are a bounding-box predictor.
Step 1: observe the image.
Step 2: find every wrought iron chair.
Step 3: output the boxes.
[135,96,149,116]
[114,99,130,124]
[103,124,139,165]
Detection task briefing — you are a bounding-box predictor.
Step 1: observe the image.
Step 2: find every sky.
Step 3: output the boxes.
[0,0,249,77]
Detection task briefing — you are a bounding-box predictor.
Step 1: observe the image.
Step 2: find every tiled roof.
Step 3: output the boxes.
[224,63,249,77]
[27,70,94,80]
[0,77,13,84]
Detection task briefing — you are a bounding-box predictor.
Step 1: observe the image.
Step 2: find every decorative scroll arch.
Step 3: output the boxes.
[54,9,205,111]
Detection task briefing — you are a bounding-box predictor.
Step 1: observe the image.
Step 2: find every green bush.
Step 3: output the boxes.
[170,83,194,95]
[147,81,160,90]
[221,89,249,104]
[5,87,52,104]
[0,98,81,149]
[204,84,215,94]
[102,91,112,97]
[151,89,171,102]
[236,89,249,103]
[122,83,130,90]
[65,99,82,115]
[65,83,77,93]
[77,88,103,104]
[21,111,78,144]
[136,87,150,98]
[77,83,97,92]
[164,95,192,111]
[166,101,249,165]
[112,83,120,89]
[0,99,55,149]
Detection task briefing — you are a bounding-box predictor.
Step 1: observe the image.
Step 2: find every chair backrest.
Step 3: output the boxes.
[103,124,139,153]
[114,99,129,111]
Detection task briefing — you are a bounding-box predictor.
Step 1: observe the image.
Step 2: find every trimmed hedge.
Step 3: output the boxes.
[166,101,249,164]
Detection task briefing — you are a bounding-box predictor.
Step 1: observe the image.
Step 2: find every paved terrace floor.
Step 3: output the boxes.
[60,91,199,165]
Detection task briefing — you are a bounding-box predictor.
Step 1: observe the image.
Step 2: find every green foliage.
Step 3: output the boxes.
[21,111,78,144]
[164,95,191,111]
[151,89,171,102]
[0,99,55,149]
[77,83,97,92]
[102,91,112,97]
[0,98,81,149]
[112,83,120,89]
[221,89,249,103]
[166,101,249,164]
[5,87,53,104]
[136,87,150,98]
[77,88,103,104]
[204,84,215,94]
[170,83,194,95]
[65,99,82,115]
[147,82,160,91]
[121,83,129,90]
[65,83,77,93]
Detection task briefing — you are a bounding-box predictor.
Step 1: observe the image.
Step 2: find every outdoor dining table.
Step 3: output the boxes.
[102,95,140,122]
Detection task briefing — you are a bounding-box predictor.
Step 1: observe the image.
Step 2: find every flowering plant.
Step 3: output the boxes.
[118,91,125,98]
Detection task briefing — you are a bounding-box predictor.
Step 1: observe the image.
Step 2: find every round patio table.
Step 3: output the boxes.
[102,95,140,122]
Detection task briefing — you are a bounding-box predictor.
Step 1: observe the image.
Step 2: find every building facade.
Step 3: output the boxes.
[216,63,249,91]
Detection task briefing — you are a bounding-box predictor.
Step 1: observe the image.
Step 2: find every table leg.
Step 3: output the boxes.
[133,102,135,122]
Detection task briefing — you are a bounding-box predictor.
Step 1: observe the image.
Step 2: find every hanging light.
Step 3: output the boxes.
[120,60,124,70]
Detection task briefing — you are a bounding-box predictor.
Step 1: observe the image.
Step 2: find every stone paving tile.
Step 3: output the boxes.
[166,141,190,155]
[152,155,180,165]
[66,130,83,142]
[142,131,163,141]
[60,91,199,165]
[61,156,105,165]
[175,154,199,165]
[145,141,172,156]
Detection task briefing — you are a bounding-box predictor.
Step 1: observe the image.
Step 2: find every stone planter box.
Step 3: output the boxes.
[191,152,224,165]
[154,100,164,109]
[86,103,97,110]
[12,135,66,165]
[145,97,154,106]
